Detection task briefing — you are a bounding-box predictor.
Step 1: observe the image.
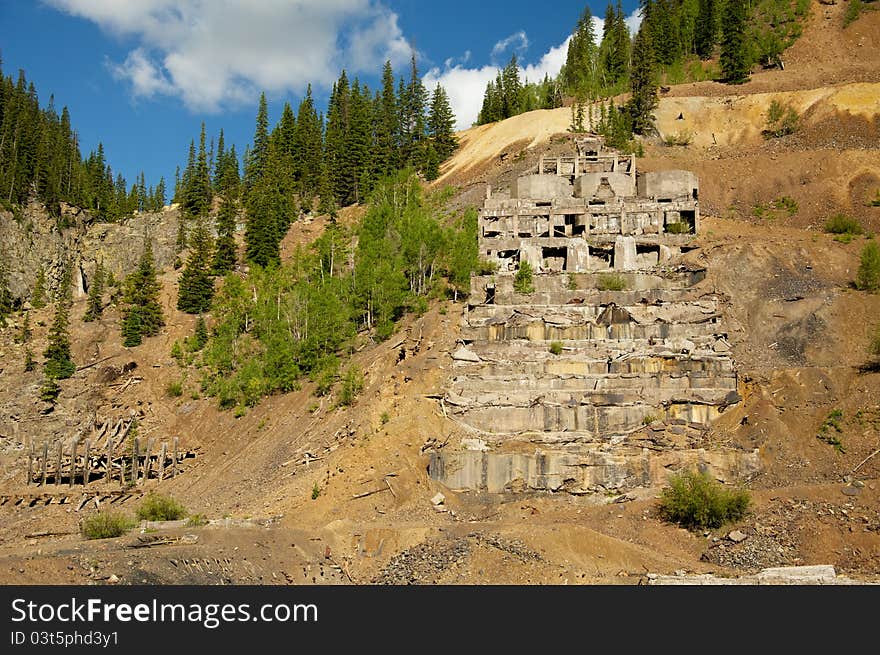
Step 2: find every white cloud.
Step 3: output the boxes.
[625,8,643,36]
[491,31,529,61]
[45,0,413,111]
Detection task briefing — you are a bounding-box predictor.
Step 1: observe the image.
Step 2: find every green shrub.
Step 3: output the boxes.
[338,365,364,407]
[166,380,183,397]
[658,469,751,530]
[187,514,208,527]
[549,341,564,355]
[136,493,187,522]
[763,100,799,138]
[662,131,692,147]
[513,261,535,294]
[844,0,864,27]
[81,511,136,539]
[597,273,626,291]
[380,411,390,425]
[566,273,578,290]
[824,214,863,235]
[666,221,691,234]
[311,483,321,500]
[856,241,880,292]
[772,196,798,215]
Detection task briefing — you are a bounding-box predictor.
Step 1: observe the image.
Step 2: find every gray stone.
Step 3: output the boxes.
[727,530,748,543]
[613,235,637,271]
[431,493,446,506]
[451,347,481,363]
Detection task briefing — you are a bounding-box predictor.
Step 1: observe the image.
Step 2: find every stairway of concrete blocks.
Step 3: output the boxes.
[430,136,759,495]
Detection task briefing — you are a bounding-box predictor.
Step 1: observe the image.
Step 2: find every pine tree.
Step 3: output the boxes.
[82,259,104,322]
[293,86,323,210]
[177,216,215,313]
[43,261,75,380]
[500,55,523,119]
[427,84,458,160]
[193,314,209,350]
[695,0,719,60]
[244,93,270,195]
[374,61,400,179]
[720,0,750,83]
[401,55,428,168]
[121,236,165,347]
[213,193,238,274]
[562,6,599,97]
[16,310,32,344]
[628,25,658,135]
[325,72,351,205]
[31,265,47,308]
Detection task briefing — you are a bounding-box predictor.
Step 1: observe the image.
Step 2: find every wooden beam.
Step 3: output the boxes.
[27,442,34,486]
[41,442,48,486]
[143,438,153,483]
[69,440,77,488]
[132,438,140,483]
[158,443,167,483]
[172,437,179,478]
[83,439,91,487]
[55,442,63,486]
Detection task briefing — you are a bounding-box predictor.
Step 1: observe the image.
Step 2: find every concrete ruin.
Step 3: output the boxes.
[430,136,757,495]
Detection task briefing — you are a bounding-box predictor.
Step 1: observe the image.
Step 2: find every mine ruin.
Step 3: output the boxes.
[431,136,758,494]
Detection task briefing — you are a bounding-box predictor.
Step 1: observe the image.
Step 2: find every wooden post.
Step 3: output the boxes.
[158,443,167,483]
[132,438,140,484]
[83,439,91,487]
[119,447,126,487]
[143,439,154,483]
[105,438,113,483]
[41,442,48,486]
[69,440,77,487]
[172,437,179,478]
[55,442,63,486]
[27,442,34,486]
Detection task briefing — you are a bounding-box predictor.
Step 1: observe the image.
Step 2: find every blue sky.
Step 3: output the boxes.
[0,1,641,192]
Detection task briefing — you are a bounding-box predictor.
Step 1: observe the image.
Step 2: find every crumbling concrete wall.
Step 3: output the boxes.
[574,172,636,199]
[637,170,699,201]
[511,174,573,200]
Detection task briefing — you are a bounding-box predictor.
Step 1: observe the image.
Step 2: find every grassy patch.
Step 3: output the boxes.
[136,493,188,522]
[658,469,751,530]
[824,214,863,236]
[549,341,564,356]
[666,221,691,234]
[513,261,535,294]
[597,273,626,291]
[81,512,136,540]
[763,100,799,138]
[817,409,846,453]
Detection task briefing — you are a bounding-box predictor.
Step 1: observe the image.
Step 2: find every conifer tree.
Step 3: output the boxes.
[721,0,750,83]
[82,260,104,322]
[213,193,238,274]
[244,93,270,195]
[121,236,164,347]
[401,55,428,168]
[177,216,215,313]
[43,261,75,380]
[374,61,400,179]
[628,25,658,134]
[31,265,47,309]
[293,86,323,210]
[427,84,458,160]
[695,0,719,60]
[562,6,599,97]
[193,314,209,350]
